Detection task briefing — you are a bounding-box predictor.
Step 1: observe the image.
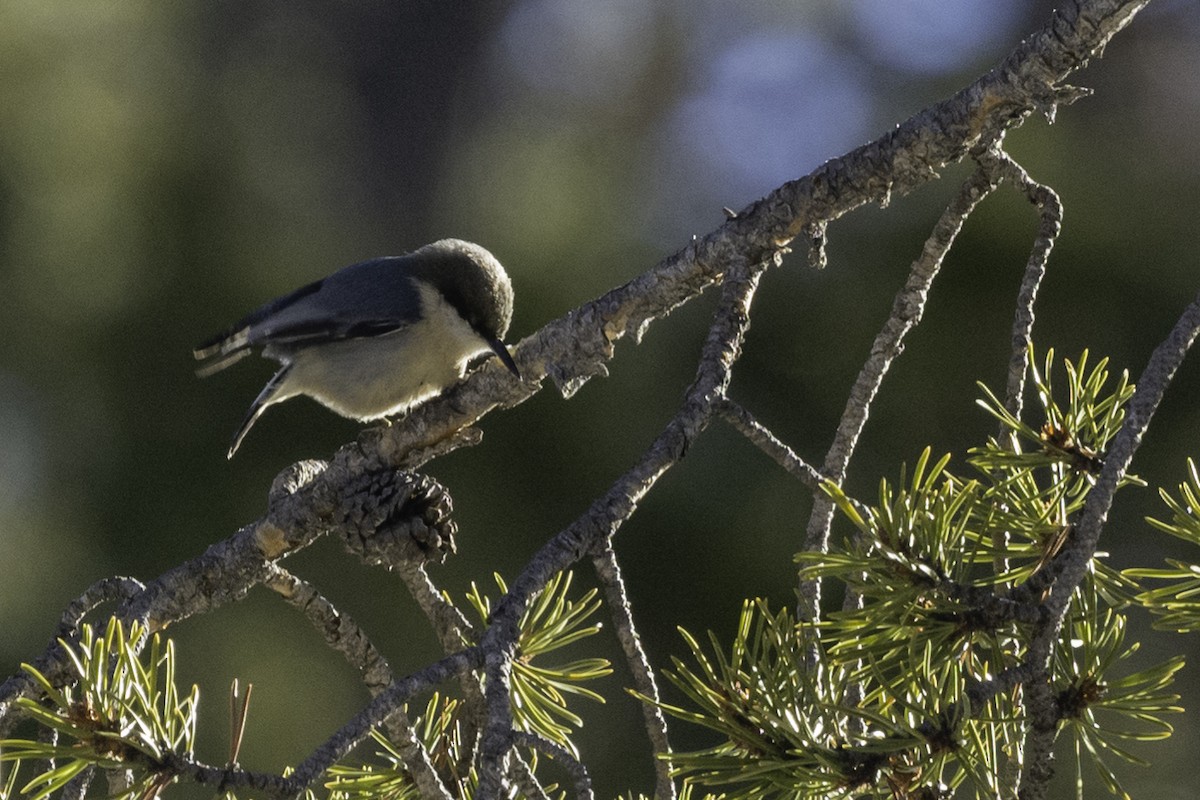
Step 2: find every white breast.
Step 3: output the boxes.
[279,283,491,420]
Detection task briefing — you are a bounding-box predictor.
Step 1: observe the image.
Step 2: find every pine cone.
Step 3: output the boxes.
[336,470,457,567]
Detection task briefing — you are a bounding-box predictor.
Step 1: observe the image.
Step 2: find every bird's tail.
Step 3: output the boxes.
[227,365,292,459]
[194,326,253,378]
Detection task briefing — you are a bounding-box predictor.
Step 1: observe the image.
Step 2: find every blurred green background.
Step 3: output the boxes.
[1,1,1199,796]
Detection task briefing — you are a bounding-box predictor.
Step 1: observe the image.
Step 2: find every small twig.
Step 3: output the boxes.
[385,707,456,800]
[512,731,594,800]
[390,561,508,796]
[1053,291,1200,618]
[938,579,1048,628]
[963,659,1042,721]
[717,399,876,525]
[805,220,829,270]
[155,751,300,798]
[395,561,476,652]
[59,576,145,633]
[264,566,457,799]
[591,544,675,800]
[263,565,394,696]
[506,757,553,800]
[800,165,1000,623]
[392,557,500,782]
[972,143,1062,584]
[475,259,769,798]
[288,649,479,789]
[975,145,1064,421]
[716,399,826,490]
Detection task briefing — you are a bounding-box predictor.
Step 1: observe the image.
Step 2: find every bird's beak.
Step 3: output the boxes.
[489,338,521,379]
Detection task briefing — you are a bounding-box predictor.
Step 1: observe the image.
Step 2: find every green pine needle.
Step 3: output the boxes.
[0,619,198,800]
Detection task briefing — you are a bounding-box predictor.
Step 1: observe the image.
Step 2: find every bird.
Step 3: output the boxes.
[194,238,519,459]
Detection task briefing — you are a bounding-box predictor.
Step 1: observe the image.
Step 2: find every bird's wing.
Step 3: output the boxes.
[193,258,422,373]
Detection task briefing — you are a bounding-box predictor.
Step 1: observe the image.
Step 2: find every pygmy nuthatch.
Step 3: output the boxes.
[194,238,519,458]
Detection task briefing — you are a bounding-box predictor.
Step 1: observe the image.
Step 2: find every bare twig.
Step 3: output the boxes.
[512,731,594,800]
[155,751,301,798]
[507,758,553,800]
[799,165,1000,622]
[289,649,479,788]
[395,561,476,652]
[591,544,675,800]
[261,566,456,800]
[263,565,394,695]
[475,259,768,797]
[971,144,1064,583]
[59,576,146,632]
[974,146,1064,420]
[717,399,827,490]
